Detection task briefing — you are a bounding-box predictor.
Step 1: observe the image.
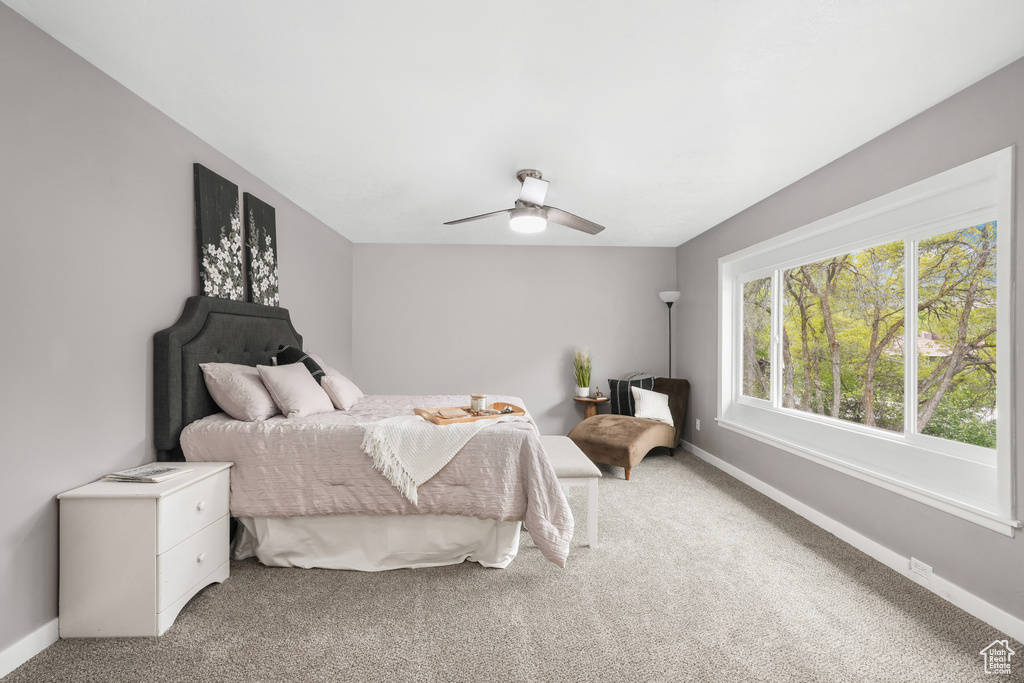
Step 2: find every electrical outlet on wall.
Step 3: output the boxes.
[695,418,701,431]
[910,557,932,580]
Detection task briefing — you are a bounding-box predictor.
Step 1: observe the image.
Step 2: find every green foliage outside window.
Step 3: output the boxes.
[742,278,772,401]
[740,222,997,448]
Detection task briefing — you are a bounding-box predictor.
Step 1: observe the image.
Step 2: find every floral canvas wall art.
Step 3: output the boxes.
[194,164,244,301]
[243,192,280,306]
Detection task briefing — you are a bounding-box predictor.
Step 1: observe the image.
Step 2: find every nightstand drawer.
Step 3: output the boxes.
[157,469,229,553]
[157,514,229,612]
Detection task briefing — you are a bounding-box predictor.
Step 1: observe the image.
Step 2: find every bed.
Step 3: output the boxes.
[154,296,573,570]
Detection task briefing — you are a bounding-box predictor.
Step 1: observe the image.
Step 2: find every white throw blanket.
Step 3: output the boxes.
[360,414,525,504]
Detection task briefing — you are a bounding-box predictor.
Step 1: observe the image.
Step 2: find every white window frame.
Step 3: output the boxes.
[718,147,1017,535]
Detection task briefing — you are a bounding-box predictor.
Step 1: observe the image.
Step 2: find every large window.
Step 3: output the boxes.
[719,149,1015,534]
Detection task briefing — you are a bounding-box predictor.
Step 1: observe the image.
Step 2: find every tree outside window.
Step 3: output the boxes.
[742,278,772,401]
[916,223,997,447]
[782,240,905,433]
[740,223,997,448]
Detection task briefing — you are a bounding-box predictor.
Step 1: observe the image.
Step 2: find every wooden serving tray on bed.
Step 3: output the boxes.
[414,402,525,425]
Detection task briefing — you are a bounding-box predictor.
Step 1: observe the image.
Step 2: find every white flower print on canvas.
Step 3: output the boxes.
[243,192,280,306]
[200,209,244,300]
[247,211,279,306]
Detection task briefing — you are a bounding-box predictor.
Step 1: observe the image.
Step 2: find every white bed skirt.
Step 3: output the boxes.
[232,514,522,571]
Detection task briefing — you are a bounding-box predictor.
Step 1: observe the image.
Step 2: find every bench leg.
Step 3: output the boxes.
[624,467,630,481]
[587,478,598,548]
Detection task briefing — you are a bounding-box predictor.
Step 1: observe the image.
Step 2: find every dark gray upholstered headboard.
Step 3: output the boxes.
[154,296,302,461]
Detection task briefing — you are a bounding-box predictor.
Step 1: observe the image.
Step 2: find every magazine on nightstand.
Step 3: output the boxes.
[100,464,193,483]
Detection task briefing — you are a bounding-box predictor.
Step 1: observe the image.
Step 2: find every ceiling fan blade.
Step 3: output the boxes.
[544,206,606,235]
[443,208,513,225]
[519,176,549,206]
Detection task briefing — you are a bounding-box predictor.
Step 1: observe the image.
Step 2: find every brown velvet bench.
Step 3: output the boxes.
[567,377,689,480]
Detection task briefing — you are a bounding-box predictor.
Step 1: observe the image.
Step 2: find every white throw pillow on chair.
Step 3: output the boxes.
[630,386,674,426]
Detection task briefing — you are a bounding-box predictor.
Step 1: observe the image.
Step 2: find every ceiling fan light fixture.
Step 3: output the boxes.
[509,206,547,233]
[444,169,604,235]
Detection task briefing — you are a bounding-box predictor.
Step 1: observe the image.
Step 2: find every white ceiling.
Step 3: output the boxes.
[6,1,1024,247]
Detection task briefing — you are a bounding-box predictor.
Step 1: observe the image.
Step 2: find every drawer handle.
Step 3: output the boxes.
[196,552,207,564]
[195,501,207,512]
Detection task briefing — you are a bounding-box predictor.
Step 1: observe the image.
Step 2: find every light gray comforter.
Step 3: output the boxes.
[181,394,574,567]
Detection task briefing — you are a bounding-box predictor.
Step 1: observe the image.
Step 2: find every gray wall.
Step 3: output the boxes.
[353,245,678,435]
[676,57,1024,619]
[0,5,353,652]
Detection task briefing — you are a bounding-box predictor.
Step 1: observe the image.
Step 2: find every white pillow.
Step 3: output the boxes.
[631,386,674,426]
[199,362,280,421]
[321,374,364,411]
[257,363,335,418]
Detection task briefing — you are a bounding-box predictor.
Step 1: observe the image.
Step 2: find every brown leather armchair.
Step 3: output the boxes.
[567,377,689,480]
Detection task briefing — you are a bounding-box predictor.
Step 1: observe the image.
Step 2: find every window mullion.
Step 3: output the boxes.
[771,269,784,408]
[734,277,744,402]
[904,239,918,437]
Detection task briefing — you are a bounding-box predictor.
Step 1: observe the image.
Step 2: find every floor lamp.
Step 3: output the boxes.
[659,291,681,378]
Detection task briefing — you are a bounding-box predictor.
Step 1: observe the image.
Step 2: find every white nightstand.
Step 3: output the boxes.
[58,461,232,637]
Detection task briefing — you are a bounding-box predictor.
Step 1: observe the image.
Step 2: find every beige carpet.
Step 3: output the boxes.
[6,452,1019,682]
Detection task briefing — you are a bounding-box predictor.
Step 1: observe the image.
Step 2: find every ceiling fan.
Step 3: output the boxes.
[443,170,606,235]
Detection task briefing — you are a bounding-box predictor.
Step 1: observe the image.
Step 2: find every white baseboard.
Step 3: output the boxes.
[683,440,1024,643]
[0,618,58,679]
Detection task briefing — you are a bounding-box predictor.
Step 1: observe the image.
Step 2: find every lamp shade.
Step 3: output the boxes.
[659,291,681,304]
[509,206,547,233]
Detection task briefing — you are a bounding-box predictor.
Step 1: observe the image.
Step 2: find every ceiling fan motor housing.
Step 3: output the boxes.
[517,171,549,207]
[515,169,543,183]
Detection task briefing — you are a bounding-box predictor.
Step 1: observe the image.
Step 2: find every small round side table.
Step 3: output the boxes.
[573,395,609,419]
